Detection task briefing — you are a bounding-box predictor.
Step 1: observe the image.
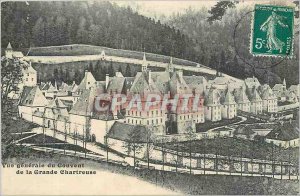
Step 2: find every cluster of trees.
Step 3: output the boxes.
[1,58,23,118]
[2,1,299,86]
[44,60,137,85]
[1,1,196,59]
[167,5,299,86]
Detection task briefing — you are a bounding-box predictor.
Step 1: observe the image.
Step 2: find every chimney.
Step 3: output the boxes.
[85,70,88,77]
[105,74,109,90]
[72,81,76,85]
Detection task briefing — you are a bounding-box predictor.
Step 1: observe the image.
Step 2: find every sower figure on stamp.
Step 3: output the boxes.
[260,11,288,53]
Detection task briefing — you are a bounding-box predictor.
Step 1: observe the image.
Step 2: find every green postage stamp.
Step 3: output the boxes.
[251,4,294,57]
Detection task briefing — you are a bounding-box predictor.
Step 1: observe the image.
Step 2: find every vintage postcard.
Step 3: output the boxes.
[1,0,299,195]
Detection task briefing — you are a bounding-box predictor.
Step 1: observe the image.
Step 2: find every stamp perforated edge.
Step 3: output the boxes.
[249,4,295,59]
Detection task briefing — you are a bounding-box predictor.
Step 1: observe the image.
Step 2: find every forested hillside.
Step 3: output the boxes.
[1,1,196,59]
[167,6,299,86]
[1,1,299,86]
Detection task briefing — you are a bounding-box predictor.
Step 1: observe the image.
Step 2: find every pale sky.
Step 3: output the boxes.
[112,0,296,20]
[112,1,218,18]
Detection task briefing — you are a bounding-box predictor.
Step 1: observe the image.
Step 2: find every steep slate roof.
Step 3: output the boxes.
[124,77,135,90]
[234,87,250,104]
[70,82,78,92]
[69,88,97,116]
[221,89,236,105]
[247,87,262,102]
[204,88,221,106]
[244,77,261,89]
[95,81,106,93]
[40,82,52,91]
[261,86,276,100]
[22,62,36,74]
[7,42,12,49]
[19,86,48,106]
[129,72,160,94]
[169,72,192,96]
[289,85,300,95]
[59,82,69,91]
[107,122,149,143]
[76,71,96,92]
[273,84,284,92]
[107,77,125,94]
[47,98,68,109]
[47,83,58,93]
[266,122,299,141]
[150,72,170,94]
[183,75,207,95]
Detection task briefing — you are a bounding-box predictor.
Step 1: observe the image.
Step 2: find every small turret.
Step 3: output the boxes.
[283,78,286,88]
[167,56,174,72]
[5,42,13,58]
[100,50,106,60]
[142,52,148,72]
[7,42,12,50]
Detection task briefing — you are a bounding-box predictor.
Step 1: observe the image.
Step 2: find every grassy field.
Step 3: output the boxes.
[27,44,199,67]
[3,150,299,195]
[34,143,92,153]
[161,137,299,164]
[20,134,66,144]
[11,133,36,141]
[196,117,241,132]
[2,117,38,134]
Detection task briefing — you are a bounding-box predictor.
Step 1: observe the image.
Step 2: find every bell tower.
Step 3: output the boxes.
[167,57,174,72]
[142,52,148,72]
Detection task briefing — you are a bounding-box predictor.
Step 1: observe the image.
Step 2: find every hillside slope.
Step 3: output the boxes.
[26,44,201,67]
[166,7,299,86]
[1,1,196,61]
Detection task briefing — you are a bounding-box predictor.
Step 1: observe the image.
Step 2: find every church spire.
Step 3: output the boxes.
[7,42,12,50]
[283,78,286,87]
[142,52,148,72]
[167,56,174,72]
